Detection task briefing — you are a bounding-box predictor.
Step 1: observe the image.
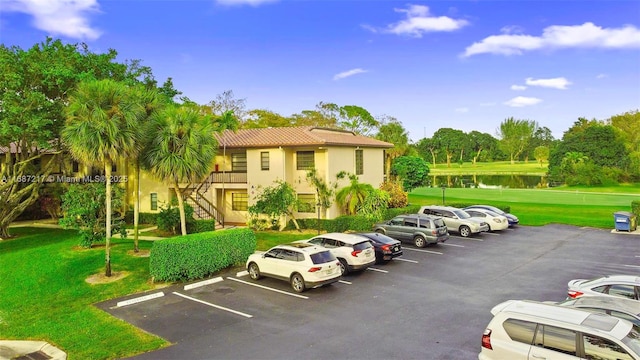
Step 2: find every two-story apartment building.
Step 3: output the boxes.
[135,126,393,225]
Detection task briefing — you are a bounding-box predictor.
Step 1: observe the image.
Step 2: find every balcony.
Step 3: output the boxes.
[209,171,247,184]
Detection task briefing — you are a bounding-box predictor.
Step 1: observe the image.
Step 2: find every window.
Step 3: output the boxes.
[297,193,316,213]
[150,193,158,211]
[231,153,247,172]
[383,150,387,175]
[404,218,418,227]
[389,217,403,226]
[419,220,431,229]
[281,249,303,262]
[355,149,363,175]
[607,284,636,300]
[533,325,576,356]
[72,161,79,173]
[583,334,633,360]
[296,151,314,170]
[232,192,248,211]
[503,319,537,345]
[261,152,269,171]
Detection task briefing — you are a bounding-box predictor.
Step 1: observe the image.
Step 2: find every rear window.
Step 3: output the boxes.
[310,250,336,264]
[353,241,373,250]
[503,318,537,345]
[433,218,446,227]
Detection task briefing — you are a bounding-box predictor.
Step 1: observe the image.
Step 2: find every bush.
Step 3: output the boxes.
[187,219,216,233]
[379,181,408,208]
[149,228,256,282]
[156,201,195,234]
[383,205,421,219]
[124,211,158,225]
[632,200,640,218]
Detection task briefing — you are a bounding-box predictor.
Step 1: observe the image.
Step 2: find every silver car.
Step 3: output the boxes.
[568,275,640,301]
[418,205,489,237]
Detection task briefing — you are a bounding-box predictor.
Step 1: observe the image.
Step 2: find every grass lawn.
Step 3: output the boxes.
[255,229,319,251]
[429,160,548,175]
[409,185,640,228]
[0,228,168,359]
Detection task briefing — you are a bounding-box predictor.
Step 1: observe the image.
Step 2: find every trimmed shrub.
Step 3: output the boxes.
[632,200,640,218]
[379,181,408,208]
[187,219,216,233]
[149,228,256,282]
[383,205,421,219]
[124,211,158,225]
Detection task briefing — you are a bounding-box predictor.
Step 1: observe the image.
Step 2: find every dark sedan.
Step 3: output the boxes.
[357,232,403,264]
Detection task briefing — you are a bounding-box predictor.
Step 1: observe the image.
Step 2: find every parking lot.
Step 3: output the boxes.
[96,225,640,360]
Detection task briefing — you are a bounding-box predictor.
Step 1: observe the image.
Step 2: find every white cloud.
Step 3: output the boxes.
[463,22,640,57]
[504,96,543,107]
[2,0,102,40]
[511,85,527,91]
[216,0,278,5]
[525,77,571,89]
[500,25,524,34]
[364,4,469,37]
[596,73,608,79]
[333,68,368,81]
[455,107,469,113]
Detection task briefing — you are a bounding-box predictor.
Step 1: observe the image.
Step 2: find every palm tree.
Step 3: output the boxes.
[130,86,162,252]
[335,173,374,215]
[142,106,217,235]
[62,79,144,277]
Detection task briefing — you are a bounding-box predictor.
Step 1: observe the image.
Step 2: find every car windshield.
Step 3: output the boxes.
[454,210,471,219]
[366,234,395,244]
[310,250,336,264]
[353,241,373,250]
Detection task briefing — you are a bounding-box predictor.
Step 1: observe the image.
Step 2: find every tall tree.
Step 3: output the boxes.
[415,137,439,167]
[468,131,499,164]
[62,79,145,276]
[432,128,467,167]
[497,118,537,164]
[335,173,374,215]
[243,109,292,129]
[142,106,218,235]
[206,90,247,121]
[390,156,430,192]
[0,38,146,239]
[375,119,410,177]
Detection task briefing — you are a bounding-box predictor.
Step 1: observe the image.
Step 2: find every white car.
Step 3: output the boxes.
[479,299,640,360]
[246,243,341,293]
[464,208,509,231]
[298,233,376,275]
[568,275,640,301]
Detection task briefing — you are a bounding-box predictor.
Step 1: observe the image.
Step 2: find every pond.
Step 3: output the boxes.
[429,174,554,189]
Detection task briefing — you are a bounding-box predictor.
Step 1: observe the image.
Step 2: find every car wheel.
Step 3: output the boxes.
[414,235,426,248]
[248,262,262,280]
[290,273,306,293]
[375,229,385,234]
[338,258,349,275]
[459,225,471,237]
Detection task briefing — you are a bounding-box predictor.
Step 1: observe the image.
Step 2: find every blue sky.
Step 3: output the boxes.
[1,0,639,141]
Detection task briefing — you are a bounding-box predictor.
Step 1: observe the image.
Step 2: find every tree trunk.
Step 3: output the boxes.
[0,226,10,240]
[105,161,112,277]
[174,181,187,236]
[430,149,436,168]
[446,153,452,168]
[133,161,140,252]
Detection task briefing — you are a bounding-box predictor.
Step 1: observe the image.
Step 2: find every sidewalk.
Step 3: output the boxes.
[0,340,66,360]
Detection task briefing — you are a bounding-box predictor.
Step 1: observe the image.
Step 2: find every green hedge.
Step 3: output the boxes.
[632,200,640,218]
[187,219,216,233]
[149,228,256,282]
[124,211,158,225]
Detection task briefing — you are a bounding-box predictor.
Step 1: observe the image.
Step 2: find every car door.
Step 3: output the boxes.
[260,248,283,276]
[384,217,405,240]
[528,324,580,360]
[439,210,459,233]
[400,217,419,242]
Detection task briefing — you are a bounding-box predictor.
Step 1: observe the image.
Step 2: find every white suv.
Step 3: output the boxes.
[299,233,376,275]
[246,243,341,293]
[479,300,640,360]
[419,205,489,237]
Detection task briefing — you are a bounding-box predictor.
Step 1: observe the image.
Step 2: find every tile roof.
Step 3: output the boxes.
[214,126,394,149]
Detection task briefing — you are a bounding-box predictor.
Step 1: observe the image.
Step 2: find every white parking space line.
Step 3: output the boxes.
[483,232,500,236]
[394,258,419,264]
[172,292,253,318]
[441,243,464,248]
[339,280,352,285]
[226,277,309,299]
[456,237,483,241]
[184,277,223,291]
[624,265,640,269]
[403,248,443,255]
[367,267,388,273]
[116,292,164,308]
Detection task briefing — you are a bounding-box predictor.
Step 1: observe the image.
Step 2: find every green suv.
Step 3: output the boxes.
[373,214,449,248]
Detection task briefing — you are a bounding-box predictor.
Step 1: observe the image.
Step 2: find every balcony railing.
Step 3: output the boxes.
[210,171,247,184]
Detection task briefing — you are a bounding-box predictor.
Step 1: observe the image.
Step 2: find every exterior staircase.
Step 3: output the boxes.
[184,172,225,228]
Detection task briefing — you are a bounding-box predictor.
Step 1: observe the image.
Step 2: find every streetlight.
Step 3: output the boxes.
[441,186,446,205]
